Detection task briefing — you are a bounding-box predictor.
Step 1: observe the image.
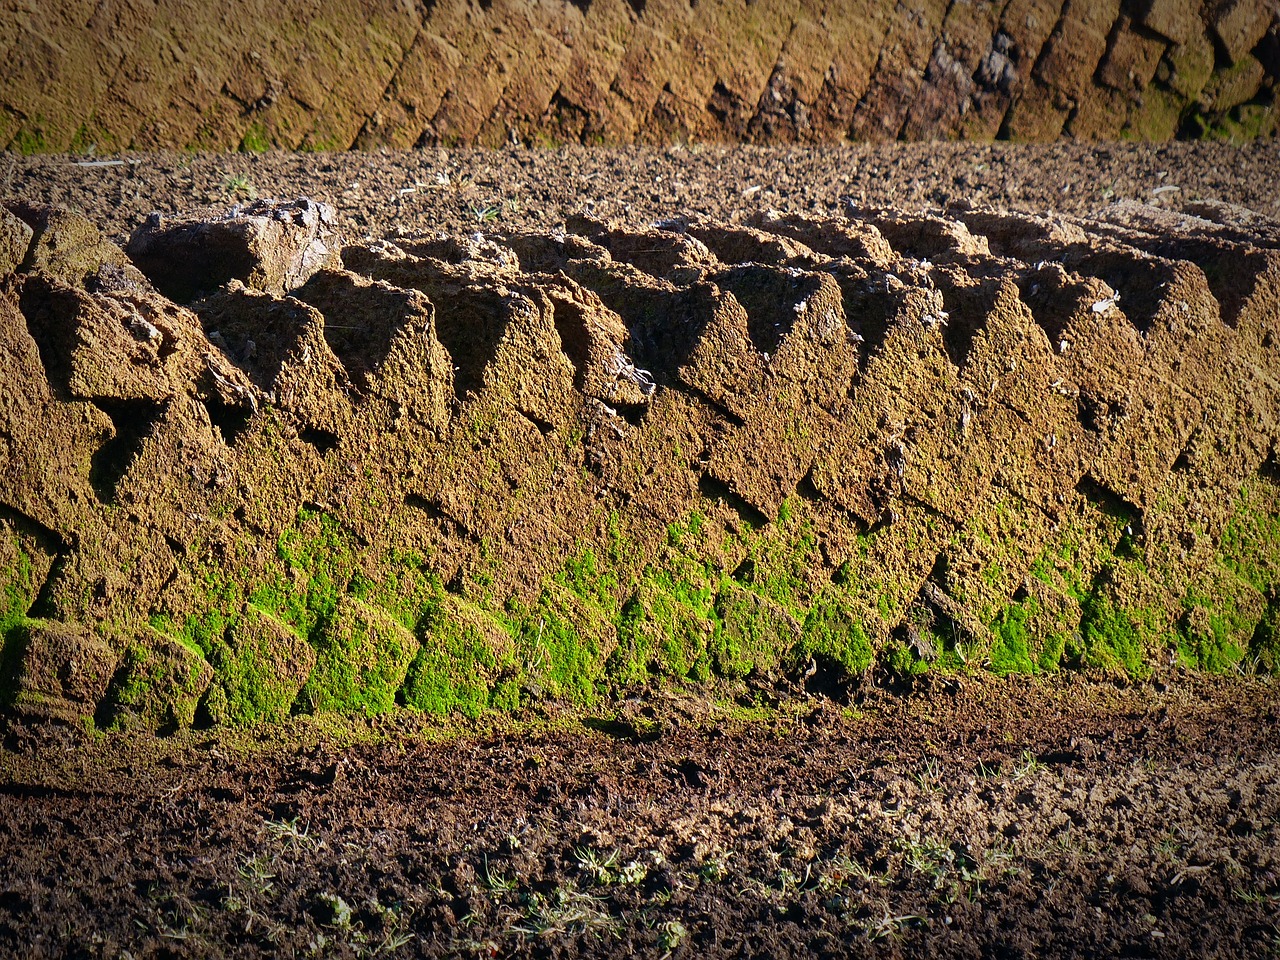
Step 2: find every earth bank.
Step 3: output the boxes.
[4,0,1279,153]
[0,171,1278,732]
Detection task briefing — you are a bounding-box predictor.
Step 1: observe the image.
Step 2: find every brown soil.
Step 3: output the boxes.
[1,675,1278,959]
[5,141,1280,246]
[2,0,1277,152]
[1,143,1279,957]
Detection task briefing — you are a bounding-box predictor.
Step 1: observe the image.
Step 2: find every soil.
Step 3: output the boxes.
[5,141,1280,246]
[2,0,1278,153]
[1,141,1280,957]
[1,674,1278,959]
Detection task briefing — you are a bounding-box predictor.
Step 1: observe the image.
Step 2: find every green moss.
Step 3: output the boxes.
[165,586,243,657]
[11,123,48,155]
[509,585,606,705]
[1186,103,1279,144]
[724,496,820,622]
[1121,86,1185,141]
[1,541,34,642]
[300,598,417,716]
[712,579,795,678]
[68,119,117,154]
[105,634,211,730]
[880,639,930,677]
[357,549,441,634]
[1037,630,1067,673]
[1218,480,1280,595]
[557,545,619,609]
[401,584,511,719]
[0,619,29,707]
[1176,610,1244,672]
[251,507,358,639]
[612,557,718,683]
[797,588,874,675]
[240,121,271,153]
[1177,585,1255,673]
[989,600,1038,675]
[204,606,313,725]
[1074,595,1147,677]
[402,632,495,719]
[1252,603,1280,673]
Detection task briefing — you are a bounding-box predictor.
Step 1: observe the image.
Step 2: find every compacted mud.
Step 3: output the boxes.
[4,0,1278,152]
[1,144,1279,957]
[2,182,1279,730]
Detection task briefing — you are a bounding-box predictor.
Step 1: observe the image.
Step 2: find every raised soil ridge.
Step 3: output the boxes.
[2,0,1279,153]
[1,194,1279,730]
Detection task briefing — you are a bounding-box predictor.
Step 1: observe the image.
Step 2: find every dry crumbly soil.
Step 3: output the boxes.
[1,142,1280,958]
[1,674,1278,960]
[6,142,1280,244]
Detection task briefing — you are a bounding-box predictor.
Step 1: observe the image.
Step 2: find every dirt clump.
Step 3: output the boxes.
[125,196,343,301]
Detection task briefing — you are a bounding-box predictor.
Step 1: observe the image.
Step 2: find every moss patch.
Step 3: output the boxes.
[402,589,513,719]
[240,121,271,153]
[989,599,1039,676]
[102,630,214,730]
[203,605,316,725]
[250,507,359,640]
[797,587,874,676]
[299,596,419,716]
[1072,594,1147,678]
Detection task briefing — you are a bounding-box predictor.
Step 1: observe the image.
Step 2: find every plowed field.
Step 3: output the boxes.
[1,142,1278,958]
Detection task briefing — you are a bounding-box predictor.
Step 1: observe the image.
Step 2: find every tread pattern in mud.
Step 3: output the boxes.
[1,197,1279,727]
[3,0,1278,152]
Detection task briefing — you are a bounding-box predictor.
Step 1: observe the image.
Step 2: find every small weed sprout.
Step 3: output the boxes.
[698,855,728,883]
[617,859,648,885]
[472,204,500,223]
[819,853,884,890]
[262,816,315,850]
[865,910,924,941]
[375,929,416,954]
[658,919,688,954]
[483,856,518,894]
[574,846,619,885]
[775,867,803,896]
[900,835,953,889]
[222,174,257,200]
[513,884,618,937]
[317,892,354,930]
[1157,833,1182,859]
[1236,888,1280,906]
[1010,749,1040,781]
[237,854,277,897]
[913,756,943,793]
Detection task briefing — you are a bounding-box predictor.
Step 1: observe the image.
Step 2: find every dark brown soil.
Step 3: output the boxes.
[1,675,1278,959]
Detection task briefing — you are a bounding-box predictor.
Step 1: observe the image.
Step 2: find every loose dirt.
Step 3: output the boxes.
[6,142,1280,246]
[1,675,1278,959]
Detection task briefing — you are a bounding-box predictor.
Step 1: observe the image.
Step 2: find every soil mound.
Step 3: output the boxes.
[1,196,1278,730]
[2,0,1277,152]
